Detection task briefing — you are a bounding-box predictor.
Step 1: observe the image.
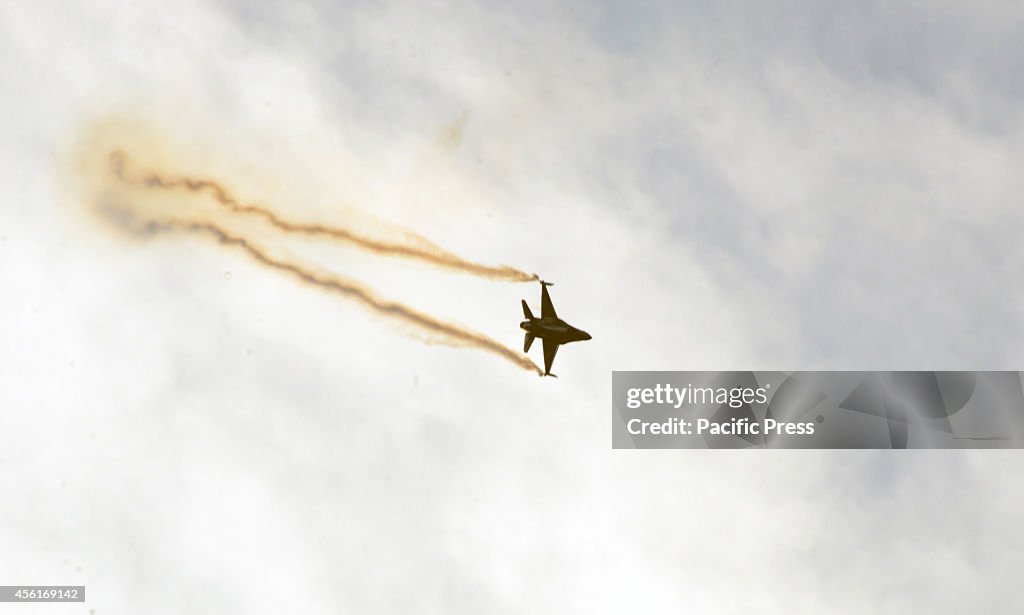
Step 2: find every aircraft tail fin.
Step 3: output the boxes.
[521,300,534,320]
[524,332,535,353]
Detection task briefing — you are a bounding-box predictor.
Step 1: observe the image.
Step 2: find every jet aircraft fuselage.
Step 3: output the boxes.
[520,282,590,376]
[519,317,591,344]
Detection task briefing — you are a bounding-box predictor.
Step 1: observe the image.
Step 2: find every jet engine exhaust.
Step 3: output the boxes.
[108,150,539,283]
[95,199,543,376]
[65,115,543,376]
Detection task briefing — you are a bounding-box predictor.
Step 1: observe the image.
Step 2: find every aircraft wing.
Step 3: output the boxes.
[542,338,560,376]
[541,283,557,319]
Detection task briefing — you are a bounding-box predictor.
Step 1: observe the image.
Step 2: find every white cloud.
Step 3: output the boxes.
[2,1,1023,613]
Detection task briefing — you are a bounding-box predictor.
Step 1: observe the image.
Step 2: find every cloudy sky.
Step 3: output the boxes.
[2,0,1023,612]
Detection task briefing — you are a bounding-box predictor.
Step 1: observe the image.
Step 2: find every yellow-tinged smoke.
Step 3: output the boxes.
[108,150,538,282]
[68,114,542,376]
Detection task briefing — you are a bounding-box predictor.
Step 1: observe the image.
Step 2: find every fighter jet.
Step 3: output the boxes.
[520,281,591,377]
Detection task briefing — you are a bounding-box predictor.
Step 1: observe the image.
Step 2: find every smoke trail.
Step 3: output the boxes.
[108,151,539,282]
[96,200,543,375]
